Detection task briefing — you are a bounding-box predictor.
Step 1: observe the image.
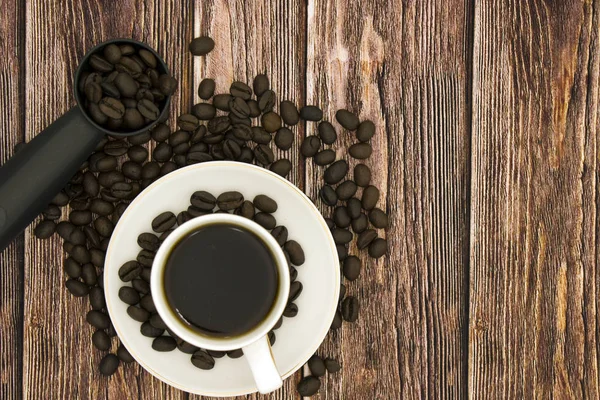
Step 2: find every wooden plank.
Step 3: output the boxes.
[22,1,192,399]
[306,0,472,398]
[0,0,24,398]
[469,1,600,398]
[192,0,307,399]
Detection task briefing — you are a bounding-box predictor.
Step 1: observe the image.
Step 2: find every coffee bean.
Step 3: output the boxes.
[297,376,321,396]
[191,350,215,370]
[132,278,150,294]
[150,124,170,143]
[111,182,133,199]
[89,54,114,73]
[254,212,276,230]
[258,90,275,112]
[251,127,272,144]
[117,345,135,363]
[119,260,142,283]
[300,105,323,121]
[95,155,118,173]
[224,349,242,359]
[34,220,55,239]
[345,198,362,220]
[274,127,294,150]
[152,336,176,352]
[68,244,90,264]
[253,195,278,213]
[87,310,110,329]
[271,226,288,246]
[64,183,84,198]
[81,173,99,198]
[176,339,198,354]
[261,112,281,133]
[231,124,253,141]
[150,142,171,163]
[94,217,114,237]
[331,310,342,330]
[137,99,160,120]
[89,287,105,310]
[342,296,359,322]
[118,56,143,77]
[168,130,190,147]
[284,240,305,266]
[176,211,191,225]
[52,191,70,207]
[230,81,252,100]
[349,143,372,159]
[92,330,111,351]
[141,321,164,337]
[203,132,224,145]
[270,159,292,177]
[283,302,298,317]
[177,113,199,131]
[212,94,231,111]
[89,199,114,216]
[120,161,141,180]
[369,208,389,229]
[201,350,224,359]
[320,185,338,206]
[234,200,255,219]
[335,109,360,130]
[289,281,303,302]
[189,36,215,56]
[103,43,122,64]
[368,238,387,259]
[223,139,242,160]
[362,185,380,210]
[238,147,254,163]
[99,354,119,376]
[68,228,87,245]
[207,116,231,134]
[99,97,125,119]
[314,149,336,166]
[300,136,321,158]
[88,103,108,125]
[150,212,175,233]
[198,78,215,99]
[280,100,299,125]
[229,97,250,118]
[85,82,102,103]
[128,145,148,163]
[65,279,89,297]
[123,108,145,129]
[343,256,361,281]
[357,229,377,249]
[325,358,341,373]
[308,355,326,377]
[333,206,351,228]
[324,160,348,184]
[336,180,357,201]
[98,171,125,188]
[187,151,213,164]
[81,263,98,285]
[142,161,161,180]
[253,144,274,165]
[137,249,155,268]
[244,100,259,118]
[332,228,352,245]
[253,74,270,96]
[317,121,337,145]
[147,314,167,330]
[217,191,244,210]
[324,218,335,230]
[56,221,75,240]
[64,258,81,278]
[158,74,178,96]
[127,305,150,322]
[160,162,177,176]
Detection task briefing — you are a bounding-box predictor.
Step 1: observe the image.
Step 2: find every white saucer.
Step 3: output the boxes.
[104,162,340,397]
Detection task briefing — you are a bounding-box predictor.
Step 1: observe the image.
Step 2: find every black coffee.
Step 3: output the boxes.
[163,223,278,337]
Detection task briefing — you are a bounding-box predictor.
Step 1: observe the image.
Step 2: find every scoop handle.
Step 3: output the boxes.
[0,107,104,250]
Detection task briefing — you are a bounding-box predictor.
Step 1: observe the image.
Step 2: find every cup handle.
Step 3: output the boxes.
[242,335,283,394]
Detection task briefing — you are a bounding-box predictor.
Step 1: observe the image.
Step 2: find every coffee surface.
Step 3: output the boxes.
[164,223,278,337]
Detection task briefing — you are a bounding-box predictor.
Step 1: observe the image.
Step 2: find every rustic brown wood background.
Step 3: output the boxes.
[1,0,599,398]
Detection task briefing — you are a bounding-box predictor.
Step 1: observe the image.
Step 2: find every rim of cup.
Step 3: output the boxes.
[150,213,291,351]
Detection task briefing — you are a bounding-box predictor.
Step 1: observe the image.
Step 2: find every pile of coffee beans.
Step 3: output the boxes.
[79,43,177,132]
[29,36,387,396]
[117,191,303,369]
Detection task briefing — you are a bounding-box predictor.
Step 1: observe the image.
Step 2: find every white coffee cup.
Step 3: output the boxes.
[150,213,290,394]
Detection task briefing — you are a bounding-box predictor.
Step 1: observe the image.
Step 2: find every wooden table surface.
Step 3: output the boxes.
[1,0,599,399]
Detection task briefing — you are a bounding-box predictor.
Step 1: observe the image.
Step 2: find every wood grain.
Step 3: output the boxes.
[21,1,192,399]
[0,0,24,398]
[193,1,306,399]
[469,0,600,398]
[305,0,472,398]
